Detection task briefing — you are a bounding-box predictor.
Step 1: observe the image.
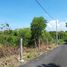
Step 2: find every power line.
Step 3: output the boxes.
[35,0,54,19]
[35,0,58,45]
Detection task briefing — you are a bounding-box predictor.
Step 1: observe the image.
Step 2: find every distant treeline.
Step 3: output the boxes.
[0,17,67,47]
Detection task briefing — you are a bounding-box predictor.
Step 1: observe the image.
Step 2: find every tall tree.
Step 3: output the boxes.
[31,17,47,47]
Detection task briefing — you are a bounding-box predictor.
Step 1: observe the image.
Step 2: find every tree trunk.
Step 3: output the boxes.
[38,39,40,49]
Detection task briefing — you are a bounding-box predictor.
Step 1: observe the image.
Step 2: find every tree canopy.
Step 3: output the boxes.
[0,17,67,47]
[31,17,47,47]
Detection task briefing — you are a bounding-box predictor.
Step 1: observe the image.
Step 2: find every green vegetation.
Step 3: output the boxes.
[30,17,47,47]
[0,17,67,67]
[0,17,67,47]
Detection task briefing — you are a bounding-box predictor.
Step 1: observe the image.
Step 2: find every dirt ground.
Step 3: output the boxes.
[0,44,58,67]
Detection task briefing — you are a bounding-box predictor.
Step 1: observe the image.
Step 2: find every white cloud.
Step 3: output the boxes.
[46,20,67,31]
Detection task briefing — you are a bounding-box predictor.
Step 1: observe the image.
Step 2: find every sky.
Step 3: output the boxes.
[0,0,67,31]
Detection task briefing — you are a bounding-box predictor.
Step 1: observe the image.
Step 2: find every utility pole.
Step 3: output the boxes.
[56,20,58,45]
